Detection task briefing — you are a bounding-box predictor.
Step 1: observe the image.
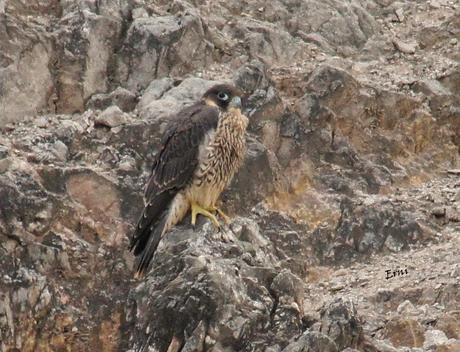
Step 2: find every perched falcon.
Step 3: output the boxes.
[129,84,248,275]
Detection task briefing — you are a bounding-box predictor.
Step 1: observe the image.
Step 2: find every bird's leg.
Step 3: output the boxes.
[191,202,220,228]
[209,206,231,224]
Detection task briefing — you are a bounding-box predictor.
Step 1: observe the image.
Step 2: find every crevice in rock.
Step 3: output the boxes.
[269,288,279,327]
[107,5,133,91]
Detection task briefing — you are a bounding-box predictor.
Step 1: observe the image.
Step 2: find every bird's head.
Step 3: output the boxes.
[202,84,243,111]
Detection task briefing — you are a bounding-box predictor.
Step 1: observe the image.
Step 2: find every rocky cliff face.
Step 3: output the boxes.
[0,0,459,351]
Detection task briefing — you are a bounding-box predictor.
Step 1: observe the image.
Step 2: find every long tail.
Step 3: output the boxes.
[129,192,174,276]
[134,212,168,276]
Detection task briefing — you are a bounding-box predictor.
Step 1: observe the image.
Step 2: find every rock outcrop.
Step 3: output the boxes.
[1,0,459,351]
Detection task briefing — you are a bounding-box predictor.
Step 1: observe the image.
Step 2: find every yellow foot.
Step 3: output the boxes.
[191,202,220,228]
[210,206,231,225]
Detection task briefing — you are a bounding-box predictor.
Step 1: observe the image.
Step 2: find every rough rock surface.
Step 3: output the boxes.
[1,0,459,351]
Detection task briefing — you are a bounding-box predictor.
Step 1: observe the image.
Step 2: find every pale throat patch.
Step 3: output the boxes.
[204,98,218,107]
[227,107,242,115]
[226,107,249,127]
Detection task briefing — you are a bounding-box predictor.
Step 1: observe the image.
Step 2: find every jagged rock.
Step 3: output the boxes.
[432,206,447,217]
[396,300,419,316]
[435,312,460,339]
[297,32,336,53]
[365,338,400,352]
[94,105,130,128]
[234,19,307,66]
[271,269,305,305]
[412,79,452,97]
[0,25,54,126]
[423,329,449,350]
[0,2,123,122]
[270,269,306,340]
[446,208,460,223]
[318,298,364,350]
[224,136,279,212]
[66,170,125,245]
[320,198,423,263]
[229,0,377,58]
[0,145,10,173]
[393,39,417,54]
[0,145,8,159]
[54,9,122,113]
[282,331,338,352]
[125,219,277,351]
[137,78,219,122]
[117,13,213,91]
[87,87,138,112]
[233,60,271,95]
[0,158,10,174]
[436,341,460,352]
[51,140,69,161]
[137,77,175,112]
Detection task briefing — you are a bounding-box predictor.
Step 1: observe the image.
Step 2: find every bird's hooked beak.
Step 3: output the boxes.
[229,96,242,110]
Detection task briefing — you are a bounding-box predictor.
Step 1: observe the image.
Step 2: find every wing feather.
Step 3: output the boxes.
[144,102,219,200]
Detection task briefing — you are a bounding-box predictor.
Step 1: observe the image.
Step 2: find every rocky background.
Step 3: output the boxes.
[0,0,459,351]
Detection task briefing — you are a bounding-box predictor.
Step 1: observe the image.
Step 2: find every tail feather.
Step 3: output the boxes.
[129,191,174,275]
[135,212,168,275]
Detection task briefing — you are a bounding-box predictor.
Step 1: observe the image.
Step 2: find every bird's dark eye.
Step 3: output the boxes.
[217,92,229,101]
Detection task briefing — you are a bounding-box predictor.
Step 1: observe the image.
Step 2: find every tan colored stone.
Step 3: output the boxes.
[95,105,129,128]
[67,173,119,217]
[0,42,53,126]
[0,158,11,173]
[436,311,460,339]
[393,39,417,54]
[436,341,460,352]
[424,329,449,350]
[266,160,340,227]
[93,312,122,352]
[384,318,425,347]
[66,172,124,245]
[83,14,121,101]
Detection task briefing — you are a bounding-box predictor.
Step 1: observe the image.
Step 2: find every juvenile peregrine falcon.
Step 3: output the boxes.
[129,84,248,275]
